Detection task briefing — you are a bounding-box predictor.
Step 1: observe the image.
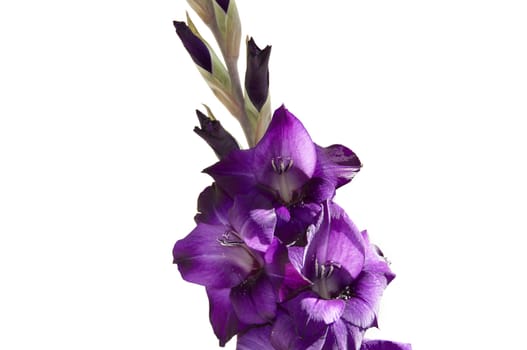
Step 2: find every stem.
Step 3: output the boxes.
[209,23,254,147]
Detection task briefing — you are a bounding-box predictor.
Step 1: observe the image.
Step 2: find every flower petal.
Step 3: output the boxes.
[271,309,328,350]
[361,339,413,350]
[362,230,396,283]
[314,144,362,188]
[253,106,317,203]
[194,184,232,225]
[206,287,247,346]
[204,149,257,198]
[264,239,311,302]
[300,295,346,325]
[304,202,365,282]
[237,325,274,350]
[341,271,388,328]
[228,194,276,252]
[230,273,277,325]
[173,223,255,288]
[275,202,321,245]
[322,320,363,350]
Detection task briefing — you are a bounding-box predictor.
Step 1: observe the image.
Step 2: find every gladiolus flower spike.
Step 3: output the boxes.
[171,1,411,349]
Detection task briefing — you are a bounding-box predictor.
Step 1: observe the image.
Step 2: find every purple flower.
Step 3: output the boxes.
[205,105,361,244]
[267,202,394,350]
[173,187,307,345]
[173,20,212,72]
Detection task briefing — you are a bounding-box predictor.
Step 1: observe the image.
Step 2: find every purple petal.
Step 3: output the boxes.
[204,149,257,199]
[207,287,247,346]
[304,202,365,283]
[194,184,232,225]
[362,230,396,283]
[314,144,362,188]
[228,194,276,252]
[322,320,363,350]
[237,325,274,350]
[271,309,328,350]
[361,339,412,350]
[341,271,388,328]
[230,274,277,325]
[275,202,321,246]
[300,295,346,325]
[253,106,317,203]
[173,223,255,288]
[264,239,311,302]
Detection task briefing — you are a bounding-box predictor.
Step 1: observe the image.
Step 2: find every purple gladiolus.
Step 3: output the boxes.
[205,105,361,245]
[172,105,409,348]
[268,202,394,350]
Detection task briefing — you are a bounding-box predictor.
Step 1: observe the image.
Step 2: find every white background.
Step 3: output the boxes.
[1,1,526,349]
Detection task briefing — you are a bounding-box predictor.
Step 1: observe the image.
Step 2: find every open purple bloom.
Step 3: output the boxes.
[269,202,394,350]
[174,187,308,345]
[205,105,361,244]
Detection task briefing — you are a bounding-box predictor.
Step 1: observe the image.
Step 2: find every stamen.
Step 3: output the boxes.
[217,230,244,247]
[271,156,294,175]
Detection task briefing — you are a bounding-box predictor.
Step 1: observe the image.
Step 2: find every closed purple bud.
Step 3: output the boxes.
[173,21,212,72]
[245,37,271,111]
[214,0,230,12]
[194,110,240,159]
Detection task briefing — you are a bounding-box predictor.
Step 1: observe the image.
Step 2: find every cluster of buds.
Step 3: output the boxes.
[172,1,411,349]
[174,0,271,147]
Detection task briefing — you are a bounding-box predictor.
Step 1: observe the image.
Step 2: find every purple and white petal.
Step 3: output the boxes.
[341,271,388,328]
[228,194,276,252]
[173,223,255,289]
[253,106,317,203]
[304,202,365,283]
[322,320,363,350]
[237,325,274,350]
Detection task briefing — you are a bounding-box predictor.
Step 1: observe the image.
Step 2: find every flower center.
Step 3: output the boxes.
[271,156,293,175]
[217,230,244,247]
[312,260,342,299]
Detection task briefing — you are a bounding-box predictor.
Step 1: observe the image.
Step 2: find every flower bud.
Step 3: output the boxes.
[186,0,215,25]
[173,20,212,73]
[245,37,271,111]
[211,0,241,60]
[194,109,240,159]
